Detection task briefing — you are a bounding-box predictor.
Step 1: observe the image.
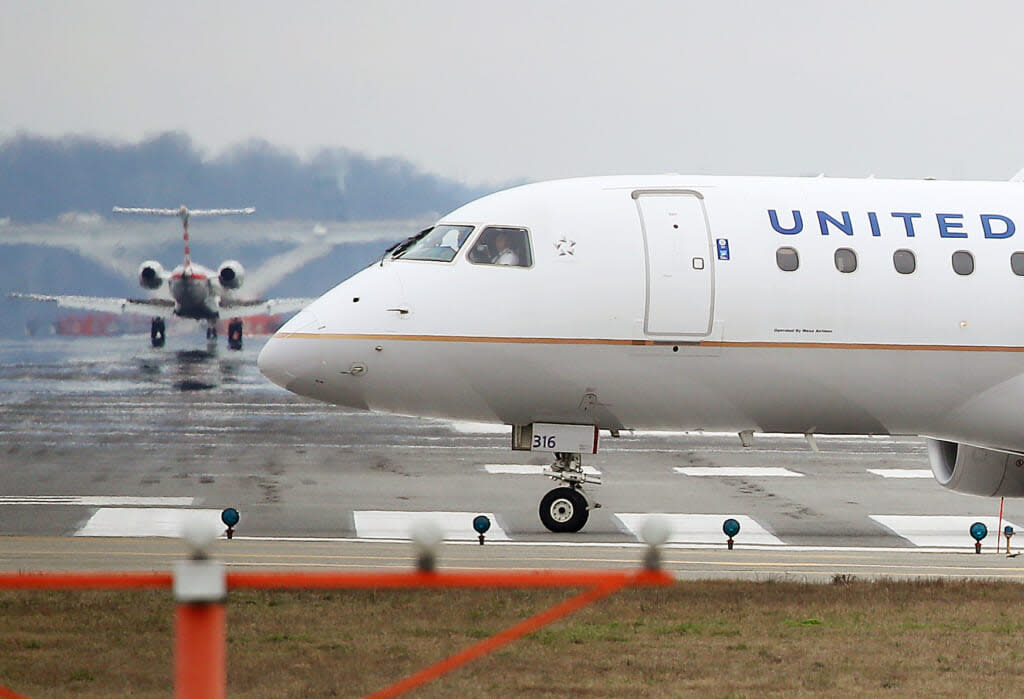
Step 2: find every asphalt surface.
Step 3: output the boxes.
[2,333,1023,581]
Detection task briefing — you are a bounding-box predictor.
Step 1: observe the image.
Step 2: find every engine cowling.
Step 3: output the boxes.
[926,438,1024,497]
[138,260,165,290]
[218,260,245,290]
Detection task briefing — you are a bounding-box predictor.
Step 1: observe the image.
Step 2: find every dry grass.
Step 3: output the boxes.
[2,578,1024,697]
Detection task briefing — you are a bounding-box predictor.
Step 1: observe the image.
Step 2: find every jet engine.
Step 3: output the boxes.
[926,438,1024,497]
[218,260,245,290]
[138,261,165,289]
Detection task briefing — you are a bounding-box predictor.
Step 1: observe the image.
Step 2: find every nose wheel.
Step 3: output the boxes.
[227,318,243,350]
[150,317,166,348]
[539,486,589,533]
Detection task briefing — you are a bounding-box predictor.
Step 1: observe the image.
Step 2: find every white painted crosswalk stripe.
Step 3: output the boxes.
[0,496,195,506]
[75,508,223,537]
[869,515,1020,548]
[674,467,803,477]
[867,469,933,479]
[616,513,786,546]
[483,464,601,475]
[353,511,510,541]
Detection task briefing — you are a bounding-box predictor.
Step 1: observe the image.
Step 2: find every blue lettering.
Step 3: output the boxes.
[817,210,853,236]
[982,213,1015,239]
[867,211,882,237]
[768,209,803,235]
[891,212,921,237]
[936,213,966,238]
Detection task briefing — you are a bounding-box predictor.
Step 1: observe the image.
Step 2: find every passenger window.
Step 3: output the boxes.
[1011,252,1024,276]
[776,247,799,272]
[952,250,974,276]
[468,227,532,267]
[834,248,857,273]
[893,249,916,275]
[393,225,474,262]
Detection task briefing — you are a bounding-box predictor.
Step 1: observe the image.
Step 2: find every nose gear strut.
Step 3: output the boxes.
[539,452,601,533]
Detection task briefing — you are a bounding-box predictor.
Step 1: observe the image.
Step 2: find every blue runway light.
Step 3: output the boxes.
[970,522,988,542]
[221,508,240,528]
[473,515,491,534]
[722,518,740,538]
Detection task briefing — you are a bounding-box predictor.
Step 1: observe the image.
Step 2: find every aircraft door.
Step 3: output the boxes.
[634,191,714,336]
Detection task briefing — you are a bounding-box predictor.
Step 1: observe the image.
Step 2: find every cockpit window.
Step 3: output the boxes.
[467,226,533,267]
[393,225,474,262]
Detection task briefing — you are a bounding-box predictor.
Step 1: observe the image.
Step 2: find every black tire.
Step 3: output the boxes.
[227,320,243,350]
[150,318,166,348]
[539,487,589,533]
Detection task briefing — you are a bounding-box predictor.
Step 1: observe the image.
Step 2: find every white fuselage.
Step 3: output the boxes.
[259,175,1024,455]
[167,263,222,320]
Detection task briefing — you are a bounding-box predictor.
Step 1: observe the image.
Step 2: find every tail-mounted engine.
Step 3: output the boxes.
[217,260,245,290]
[138,260,166,290]
[926,438,1024,497]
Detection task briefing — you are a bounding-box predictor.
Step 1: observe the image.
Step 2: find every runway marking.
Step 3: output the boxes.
[870,515,1021,548]
[75,508,224,537]
[353,511,510,541]
[867,469,933,479]
[673,467,803,477]
[483,464,602,475]
[0,496,195,506]
[615,514,786,546]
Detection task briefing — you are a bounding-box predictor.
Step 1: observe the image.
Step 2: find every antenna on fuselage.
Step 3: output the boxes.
[112,205,256,268]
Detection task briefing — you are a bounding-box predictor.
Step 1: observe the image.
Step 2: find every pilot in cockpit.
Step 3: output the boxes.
[491,230,520,266]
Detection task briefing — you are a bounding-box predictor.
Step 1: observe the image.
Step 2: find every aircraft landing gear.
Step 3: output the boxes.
[227,318,243,351]
[539,452,602,533]
[150,317,166,348]
[206,324,217,341]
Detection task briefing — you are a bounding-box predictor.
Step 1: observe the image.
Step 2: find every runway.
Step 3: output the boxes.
[2,334,1023,580]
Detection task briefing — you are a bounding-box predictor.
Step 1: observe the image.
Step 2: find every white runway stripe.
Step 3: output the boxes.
[353,511,509,541]
[484,464,601,475]
[870,515,1020,548]
[867,469,933,479]
[75,508,223,537]
[0,496,195,506]
[673,467,803,477]
[616,513,786,545]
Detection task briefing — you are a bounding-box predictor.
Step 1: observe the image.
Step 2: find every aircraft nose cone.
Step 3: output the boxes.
[258,308,320,390]
[257,335,294,390]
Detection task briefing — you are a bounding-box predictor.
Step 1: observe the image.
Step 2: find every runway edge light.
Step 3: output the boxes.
[969,521,987,554]
[221,508,240,540]
[472,515,491,545]
[723,518,741,550]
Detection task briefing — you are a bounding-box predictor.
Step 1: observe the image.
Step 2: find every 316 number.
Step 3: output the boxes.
[533,434,557,449]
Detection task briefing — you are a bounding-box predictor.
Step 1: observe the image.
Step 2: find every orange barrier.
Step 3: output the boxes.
[0,566,673,698]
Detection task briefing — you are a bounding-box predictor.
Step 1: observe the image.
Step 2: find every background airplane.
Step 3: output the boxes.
[259,173,1024,533]
[12,205,312,349]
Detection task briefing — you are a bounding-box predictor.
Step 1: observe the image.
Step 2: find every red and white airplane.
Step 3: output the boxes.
[14,205,310,349]
[259,173,1024,532]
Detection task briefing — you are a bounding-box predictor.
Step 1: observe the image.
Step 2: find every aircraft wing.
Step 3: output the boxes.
[9,293,174,314]
[220,297,312,316]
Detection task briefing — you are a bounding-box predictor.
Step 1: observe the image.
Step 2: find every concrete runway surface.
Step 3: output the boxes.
[2,334,1023,581]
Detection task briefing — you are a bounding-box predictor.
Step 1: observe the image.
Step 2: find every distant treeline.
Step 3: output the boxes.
[0,132,496,223]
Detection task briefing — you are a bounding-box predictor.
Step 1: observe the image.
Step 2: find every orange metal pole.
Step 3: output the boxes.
[0,571,171,590]
[226,568,670,590]
[175,602,226,699]
[0,685,33,699]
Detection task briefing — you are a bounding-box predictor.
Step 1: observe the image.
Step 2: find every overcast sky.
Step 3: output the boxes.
[3,1,1024,186]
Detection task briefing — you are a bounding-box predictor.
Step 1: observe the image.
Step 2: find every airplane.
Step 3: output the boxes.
[258,173,1024,533]
[12,205,311,350]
